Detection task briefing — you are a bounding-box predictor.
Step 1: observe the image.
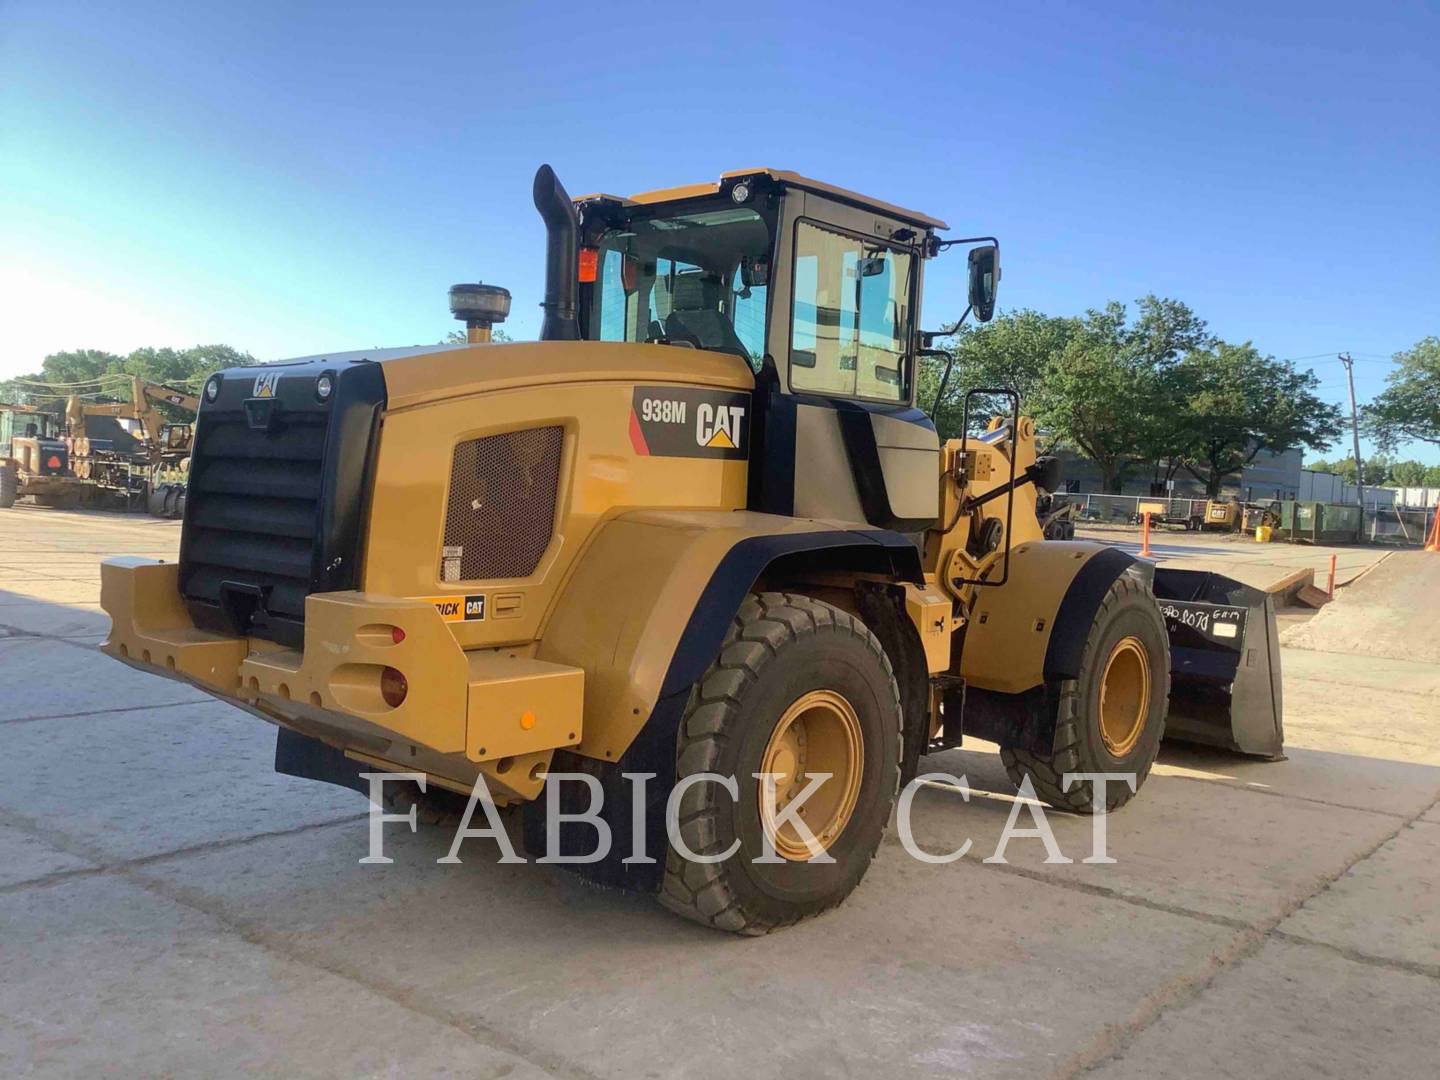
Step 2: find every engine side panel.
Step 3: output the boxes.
[537,509,922,761]
[362,377,752,651]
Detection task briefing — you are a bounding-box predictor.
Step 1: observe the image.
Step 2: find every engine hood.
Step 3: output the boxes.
[378,341,754,412]
[213,341,755,416]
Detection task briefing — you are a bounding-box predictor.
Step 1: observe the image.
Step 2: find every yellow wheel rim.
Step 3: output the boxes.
[1099,636,1151,757]
[758,689,864,861]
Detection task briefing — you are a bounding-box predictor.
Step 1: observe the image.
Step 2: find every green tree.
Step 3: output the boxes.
[1365,337,1440,449]
[1308,459,1335,473]
[918,309,1078,440]
[1030,303,1160,492]
[2,344,255,421]
[1176,343,1342,496]
[1321,456,1394,486]
[1125,296,1214,488]
[1364,453,1394,485]
[442,328,513,345]
[1426,465,1440,487]
[1389,459,1429,487]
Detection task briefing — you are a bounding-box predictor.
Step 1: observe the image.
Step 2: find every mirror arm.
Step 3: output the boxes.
[921,305,972,420]
[929,234,1000,255]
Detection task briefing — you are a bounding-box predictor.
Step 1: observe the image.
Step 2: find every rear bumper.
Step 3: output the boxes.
[99,556,583,802]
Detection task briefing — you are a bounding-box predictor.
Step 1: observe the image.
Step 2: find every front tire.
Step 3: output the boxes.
[1001,573,1169,813]
[0,464,17,509]
[660,592,902,935]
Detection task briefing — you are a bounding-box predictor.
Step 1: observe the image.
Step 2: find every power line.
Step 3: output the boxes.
[10,374,133,388]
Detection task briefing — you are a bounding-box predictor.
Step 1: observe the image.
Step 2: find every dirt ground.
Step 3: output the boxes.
[1,506,1437,1078]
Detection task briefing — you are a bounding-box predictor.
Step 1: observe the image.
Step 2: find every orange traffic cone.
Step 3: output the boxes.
[1425,507,1439,552]
[1140,511,1154,558]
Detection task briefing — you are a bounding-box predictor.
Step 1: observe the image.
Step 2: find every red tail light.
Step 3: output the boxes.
[380,667,408,708]
[391,626,406,645]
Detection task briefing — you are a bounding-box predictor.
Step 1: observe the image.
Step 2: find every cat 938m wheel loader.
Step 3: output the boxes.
[101,165,1283,933]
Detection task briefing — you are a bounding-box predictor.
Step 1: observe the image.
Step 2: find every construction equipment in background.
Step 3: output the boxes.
[65,376,201,516]
[1036,491,1078,540]
[1242,501,1280,534]
[1202,496,1244,531]
[100,164,1283,933]
[0,404,76,508]
[0,376,199,514]
[1136,497,1204,531]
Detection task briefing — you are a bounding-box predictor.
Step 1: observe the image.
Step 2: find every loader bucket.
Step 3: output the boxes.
[1152,568,1284,759]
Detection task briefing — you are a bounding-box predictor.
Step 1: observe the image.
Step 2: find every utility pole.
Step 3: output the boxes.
[1340,353,1365,510]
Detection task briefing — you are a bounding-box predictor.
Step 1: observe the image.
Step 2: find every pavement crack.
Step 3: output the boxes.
[1269,929,1440,982]
[1159,772,1414,818]
[0,698,205,727]
[963,854,1254,933]
[0,627,107,648]
[0,807,605,1080]
[1054,790,1440,1079]
[0,810,365,895]
[123,871,610,1080]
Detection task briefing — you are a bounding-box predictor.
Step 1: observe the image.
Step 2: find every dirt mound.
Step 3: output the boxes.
[1282,551,1440,664]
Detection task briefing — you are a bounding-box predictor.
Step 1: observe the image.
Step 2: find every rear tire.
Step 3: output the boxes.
[1001,573,1169,814]
[0,464,16,508]
[660,592,902,935]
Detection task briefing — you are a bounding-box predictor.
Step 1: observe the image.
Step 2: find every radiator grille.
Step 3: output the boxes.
[180,410,328,634]
[442,426,563,581]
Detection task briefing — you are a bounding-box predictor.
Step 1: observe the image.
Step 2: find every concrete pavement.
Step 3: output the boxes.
[1,505,1437,1078]
[1077,525,1392,591]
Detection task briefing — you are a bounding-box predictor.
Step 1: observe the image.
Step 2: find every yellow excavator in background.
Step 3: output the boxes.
[64,376,199,515]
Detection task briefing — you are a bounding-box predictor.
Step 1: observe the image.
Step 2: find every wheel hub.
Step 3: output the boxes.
[758,689,863,861]
[1099,635,1151,757]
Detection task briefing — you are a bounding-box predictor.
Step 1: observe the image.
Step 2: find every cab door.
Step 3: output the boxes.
[751,191,939,531]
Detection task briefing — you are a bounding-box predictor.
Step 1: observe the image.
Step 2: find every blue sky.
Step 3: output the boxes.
[3,0,1437,461]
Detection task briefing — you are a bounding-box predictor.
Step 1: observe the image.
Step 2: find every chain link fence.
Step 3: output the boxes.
[1050,493,1209,529]
[1365,506,1438,546]
[1048,493,1438,546]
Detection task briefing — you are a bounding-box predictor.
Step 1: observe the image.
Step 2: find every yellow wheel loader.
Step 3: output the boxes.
[101,165,1283,933]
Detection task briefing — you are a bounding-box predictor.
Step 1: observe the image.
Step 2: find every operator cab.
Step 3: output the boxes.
[575,169,948,400]
[567,169,998,529]
[1,406,58,450]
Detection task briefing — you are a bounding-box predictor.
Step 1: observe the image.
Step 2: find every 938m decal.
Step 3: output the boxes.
[629,386,750,459]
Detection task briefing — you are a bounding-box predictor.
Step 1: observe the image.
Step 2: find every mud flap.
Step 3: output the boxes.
[274,727,373,796]
[1153,568,1284,759]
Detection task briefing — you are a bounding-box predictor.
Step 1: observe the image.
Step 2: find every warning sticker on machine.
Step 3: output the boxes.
[428,595,486,622]
[628,386,749,459]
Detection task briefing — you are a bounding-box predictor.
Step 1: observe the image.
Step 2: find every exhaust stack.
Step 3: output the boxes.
[532,163,581,341]
[448,282,511,344]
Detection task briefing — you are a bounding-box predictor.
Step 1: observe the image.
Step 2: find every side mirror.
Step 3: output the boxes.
[968,245,999,322]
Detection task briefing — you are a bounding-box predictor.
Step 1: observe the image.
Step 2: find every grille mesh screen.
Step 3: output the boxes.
[442,426,563,581]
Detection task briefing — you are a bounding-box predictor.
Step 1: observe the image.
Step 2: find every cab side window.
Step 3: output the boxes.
[789,221,912,402]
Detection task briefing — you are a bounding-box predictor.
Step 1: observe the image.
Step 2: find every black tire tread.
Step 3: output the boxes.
[0,464,17,509]
[1001,573,1169,814]
[659,591,902,936]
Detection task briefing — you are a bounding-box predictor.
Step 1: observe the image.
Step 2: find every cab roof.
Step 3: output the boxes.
[575,168,948,232]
